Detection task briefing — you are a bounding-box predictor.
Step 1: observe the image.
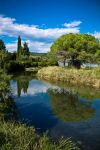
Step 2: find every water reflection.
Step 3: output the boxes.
[10,74,100,150]
[0,81,17,120]
[11,74,96,122]
[45,80,100,100]
[12,72,33,97]
[48,88,95,122]
[17,78,29,96]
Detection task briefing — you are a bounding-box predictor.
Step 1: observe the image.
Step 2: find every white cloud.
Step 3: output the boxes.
[11,79,58,97]
[6,43,17,52]
[93,32,100,39]
[0,16,81,53]
[6,40,52,53]
[26,40,52,53]
[0,16,80,40]
[64,21,82,28]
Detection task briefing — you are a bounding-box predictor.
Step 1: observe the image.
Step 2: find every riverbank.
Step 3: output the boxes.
[37,66,100,88]
[25,67,39,73]
[0,121,80,150]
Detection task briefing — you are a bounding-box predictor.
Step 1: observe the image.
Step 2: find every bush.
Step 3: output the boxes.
[38,62,47,67]
[38,60,58,67]
[20,61,33,68]
[32,62,38,67]
[4,61,25,73]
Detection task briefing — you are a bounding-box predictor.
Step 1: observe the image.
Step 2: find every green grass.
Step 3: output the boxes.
[0,121,79,150]
[38,66,100,88]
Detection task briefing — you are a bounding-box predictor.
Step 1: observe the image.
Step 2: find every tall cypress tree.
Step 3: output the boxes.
[17,36,21,57]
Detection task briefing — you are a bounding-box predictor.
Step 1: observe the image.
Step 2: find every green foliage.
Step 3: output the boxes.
[50,33,100,67]
[23,42,30,56]
[0,121,79,150]
[38,55,58,67]
[0,73,17,120]
[17,36,21,57]
[4,61,25,73]
[32,62,38,67]
[17,36,30,60]
[0,40,8,69]
[7,52,16,61]
[0,40,6,51]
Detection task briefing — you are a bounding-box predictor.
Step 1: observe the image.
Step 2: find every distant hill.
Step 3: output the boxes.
[30,52,47,56]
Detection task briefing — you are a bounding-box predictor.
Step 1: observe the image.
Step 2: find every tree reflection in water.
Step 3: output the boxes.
[48,88,95,122]
[0,80,17,120]
[17,79,29,97]
[13,72,34,97]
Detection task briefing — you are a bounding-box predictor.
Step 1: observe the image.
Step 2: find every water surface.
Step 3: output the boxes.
[10,73,100,150]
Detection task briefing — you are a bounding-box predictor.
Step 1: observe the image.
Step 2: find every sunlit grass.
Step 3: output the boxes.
[38,66,100,88]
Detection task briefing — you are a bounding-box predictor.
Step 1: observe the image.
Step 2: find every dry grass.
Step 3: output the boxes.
[38,66,100,88]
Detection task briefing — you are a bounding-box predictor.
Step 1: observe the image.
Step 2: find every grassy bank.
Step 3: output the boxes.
[38,66,100,88]
[0,121,79,150]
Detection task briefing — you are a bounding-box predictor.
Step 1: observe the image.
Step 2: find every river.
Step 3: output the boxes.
[10,72,100,150]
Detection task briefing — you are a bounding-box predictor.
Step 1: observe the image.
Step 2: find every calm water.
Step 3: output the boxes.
[10,73,100,150]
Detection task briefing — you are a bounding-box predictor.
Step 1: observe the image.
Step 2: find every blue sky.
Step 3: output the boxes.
[0,0,100,52]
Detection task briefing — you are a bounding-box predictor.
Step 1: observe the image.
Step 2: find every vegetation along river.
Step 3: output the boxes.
[10,72,100,150]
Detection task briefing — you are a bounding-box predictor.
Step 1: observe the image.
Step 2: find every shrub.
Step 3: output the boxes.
[4,61,25,73]
[32,62,38,67]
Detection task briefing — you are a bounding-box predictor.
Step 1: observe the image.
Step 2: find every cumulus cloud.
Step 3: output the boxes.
[26,40,52,53]
[63,21,82,28]
[0,16,80,40]
[1,16,99,53]
[0,16,83,52]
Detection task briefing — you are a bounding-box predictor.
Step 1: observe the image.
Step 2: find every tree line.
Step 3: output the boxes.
[0,36,30,72]
[0,33,100,71]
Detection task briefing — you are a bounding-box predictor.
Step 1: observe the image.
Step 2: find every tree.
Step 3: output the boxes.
[50,33,100,68]
[17,36,21,58]
[0,73,17,119]
[0,40,6,51]
[23,42,30,56]
[57,51,71,67]
[0,40,7,69]
[17,36,30,60]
